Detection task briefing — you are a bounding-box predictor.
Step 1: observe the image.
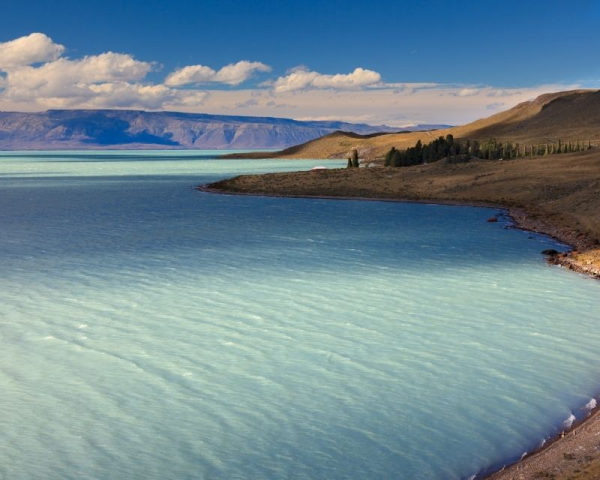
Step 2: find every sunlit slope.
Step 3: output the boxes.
[226,89,600,160]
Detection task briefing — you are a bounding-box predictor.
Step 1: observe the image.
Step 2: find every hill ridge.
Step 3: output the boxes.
[226,89,600,160]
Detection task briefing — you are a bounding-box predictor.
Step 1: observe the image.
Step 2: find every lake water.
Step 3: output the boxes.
[1,150,599,480]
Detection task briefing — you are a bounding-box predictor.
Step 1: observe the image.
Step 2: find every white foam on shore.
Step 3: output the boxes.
[584,398,597,411]
[563,413,576,429]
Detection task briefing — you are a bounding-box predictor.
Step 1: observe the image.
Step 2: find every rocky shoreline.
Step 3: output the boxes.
[552,251,600,279]
[502,208,600,280]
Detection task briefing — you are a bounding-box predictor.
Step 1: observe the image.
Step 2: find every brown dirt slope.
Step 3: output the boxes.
[223,89,600,160]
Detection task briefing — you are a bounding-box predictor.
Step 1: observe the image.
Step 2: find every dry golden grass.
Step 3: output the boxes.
[223,90,600,161]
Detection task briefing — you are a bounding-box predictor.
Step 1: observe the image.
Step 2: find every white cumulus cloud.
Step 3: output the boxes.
[165,61,271,86]
[273,67,382,93]
[2,52,156,107]
[0,33,65,70]
[4,53,153,101]
[0,33,209,110]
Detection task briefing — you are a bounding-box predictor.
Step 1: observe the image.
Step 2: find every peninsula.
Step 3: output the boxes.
[210,90,600,279]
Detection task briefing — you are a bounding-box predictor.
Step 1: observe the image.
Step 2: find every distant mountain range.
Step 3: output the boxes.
[0,109,450,150]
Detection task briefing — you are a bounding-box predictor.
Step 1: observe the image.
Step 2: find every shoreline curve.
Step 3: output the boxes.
[198,180,600,479]
[198,184,599,280]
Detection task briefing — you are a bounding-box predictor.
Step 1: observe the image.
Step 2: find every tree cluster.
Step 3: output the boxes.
[384,135,460,167]
[384,136,595,167]
[477,138,592,160]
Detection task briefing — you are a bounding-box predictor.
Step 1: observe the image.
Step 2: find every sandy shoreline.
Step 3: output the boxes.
[198,165,600,478]
[486,402,600,480]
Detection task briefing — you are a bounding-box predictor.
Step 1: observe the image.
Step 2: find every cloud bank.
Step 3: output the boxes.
[190,84,575,127]
[0,32,582,125]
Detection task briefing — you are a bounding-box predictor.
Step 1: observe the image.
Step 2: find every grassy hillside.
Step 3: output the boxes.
[223,89,600,160]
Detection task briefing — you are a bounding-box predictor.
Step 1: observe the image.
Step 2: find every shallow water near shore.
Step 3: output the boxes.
[1,150,600,480]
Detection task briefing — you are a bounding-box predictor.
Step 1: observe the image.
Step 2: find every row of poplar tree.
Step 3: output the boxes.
[383,135,594,167]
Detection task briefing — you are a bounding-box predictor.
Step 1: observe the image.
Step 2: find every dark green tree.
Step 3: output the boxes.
[391,149,402,167]
[351,149,359,168]
[384,147,396,167]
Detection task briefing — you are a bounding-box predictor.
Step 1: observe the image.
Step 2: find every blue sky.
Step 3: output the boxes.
[1,0,599,125]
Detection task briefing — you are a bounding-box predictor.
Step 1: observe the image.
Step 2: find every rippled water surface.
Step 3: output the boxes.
[1,150,600,480]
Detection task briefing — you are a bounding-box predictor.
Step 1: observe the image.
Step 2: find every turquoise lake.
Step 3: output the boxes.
[1,150,599,479]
